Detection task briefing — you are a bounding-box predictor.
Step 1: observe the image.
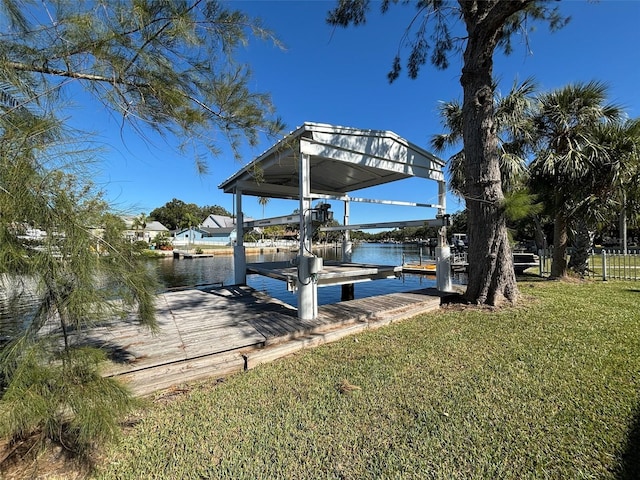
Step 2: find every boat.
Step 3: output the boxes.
[402,262,437,274]
[402,252,539,275]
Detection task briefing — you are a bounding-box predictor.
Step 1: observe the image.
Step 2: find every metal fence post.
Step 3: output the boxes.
[538,249,544,277]
[602,250,607,281]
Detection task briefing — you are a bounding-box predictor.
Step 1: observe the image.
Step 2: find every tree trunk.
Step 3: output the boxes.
[619,190,627,254]
[460,3,519,305]
[550,193,568,278]
[568,218,593,277]
[533,215,547,251]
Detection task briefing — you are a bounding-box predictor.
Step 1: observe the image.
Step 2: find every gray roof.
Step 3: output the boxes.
[144,221,169,232]
[218,122,444,200]
[203,214,236,228]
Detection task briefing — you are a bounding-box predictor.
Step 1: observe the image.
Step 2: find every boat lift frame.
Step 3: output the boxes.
[219,122,452,320]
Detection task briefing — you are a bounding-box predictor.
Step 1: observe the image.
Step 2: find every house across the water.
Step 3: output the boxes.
[172,214,244,246]
[123,217,169,243]
[172,226,236,246]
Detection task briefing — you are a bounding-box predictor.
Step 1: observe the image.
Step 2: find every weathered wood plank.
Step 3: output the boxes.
[244,323,370,370]
[249,314,296,339]
[182,330,265,358]
[94,286,445,395]
[118,352,246,397]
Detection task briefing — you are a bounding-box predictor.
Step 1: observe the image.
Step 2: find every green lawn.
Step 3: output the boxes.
[96,280,640,479]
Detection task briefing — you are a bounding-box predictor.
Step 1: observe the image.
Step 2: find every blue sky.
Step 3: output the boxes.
[73,0,640,226]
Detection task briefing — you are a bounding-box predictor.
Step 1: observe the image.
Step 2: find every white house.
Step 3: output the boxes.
[172,226,236,246]
[172,214,246,246]
[123,217,169,243]
[144,221,170,243]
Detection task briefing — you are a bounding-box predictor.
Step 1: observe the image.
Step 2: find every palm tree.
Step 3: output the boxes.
[431,78,542,255]
[568,118,640,263]
[432,77,537,198]
[563,119,640,274]
[258,196,269,218]
[131,212,147,241]
[528,81,623,278]
[257,197,270,242]
[607,118,640,254]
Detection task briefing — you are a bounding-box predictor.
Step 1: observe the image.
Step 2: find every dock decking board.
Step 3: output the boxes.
[85,285,444,396]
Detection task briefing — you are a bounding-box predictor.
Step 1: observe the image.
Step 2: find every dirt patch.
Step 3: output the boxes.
[1,438,91,480]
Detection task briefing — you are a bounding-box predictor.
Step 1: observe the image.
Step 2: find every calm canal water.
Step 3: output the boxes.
[152,243,464,307]
[0,244,463,334]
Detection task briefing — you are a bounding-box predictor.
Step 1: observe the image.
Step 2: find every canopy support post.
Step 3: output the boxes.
[234,188,246,285]
[297,152,318,320]
[341,196,354,300]
[436,179,453,292]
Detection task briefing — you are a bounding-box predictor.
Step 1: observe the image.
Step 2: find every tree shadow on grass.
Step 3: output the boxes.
[618,404,640,479]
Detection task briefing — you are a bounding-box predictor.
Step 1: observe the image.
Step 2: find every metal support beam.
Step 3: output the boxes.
[309,192,443,209]
[435,179,452,292]
[244,213,299,229]
[320,218,445,232]
[342,197,352,262]
[233,189,246,285]
[341,197,354,301]
[297,152,318,320]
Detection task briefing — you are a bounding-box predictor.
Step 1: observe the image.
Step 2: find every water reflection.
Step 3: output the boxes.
[151,249,296,290]
[153,256,235,288]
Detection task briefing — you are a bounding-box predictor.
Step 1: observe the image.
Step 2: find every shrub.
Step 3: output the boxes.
[153,232,172,250]
[133,240,149,252]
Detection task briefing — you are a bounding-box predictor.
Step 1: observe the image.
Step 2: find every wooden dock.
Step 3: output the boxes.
[82,286,444,396]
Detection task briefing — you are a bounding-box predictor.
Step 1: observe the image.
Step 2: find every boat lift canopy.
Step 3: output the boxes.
[219,122,445,199]
[218,122,451,320]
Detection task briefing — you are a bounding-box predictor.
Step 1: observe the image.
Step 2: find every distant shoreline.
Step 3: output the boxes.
[146,242,351,258]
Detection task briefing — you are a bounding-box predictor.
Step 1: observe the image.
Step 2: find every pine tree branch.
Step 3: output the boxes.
[6,61,148,88]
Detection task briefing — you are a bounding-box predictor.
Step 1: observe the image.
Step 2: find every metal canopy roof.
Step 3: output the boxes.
[218,122,445,199]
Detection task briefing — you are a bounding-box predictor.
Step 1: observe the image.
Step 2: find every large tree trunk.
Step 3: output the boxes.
[460,3,520,305]
[550,193,568,278]
[568,218,593,277]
